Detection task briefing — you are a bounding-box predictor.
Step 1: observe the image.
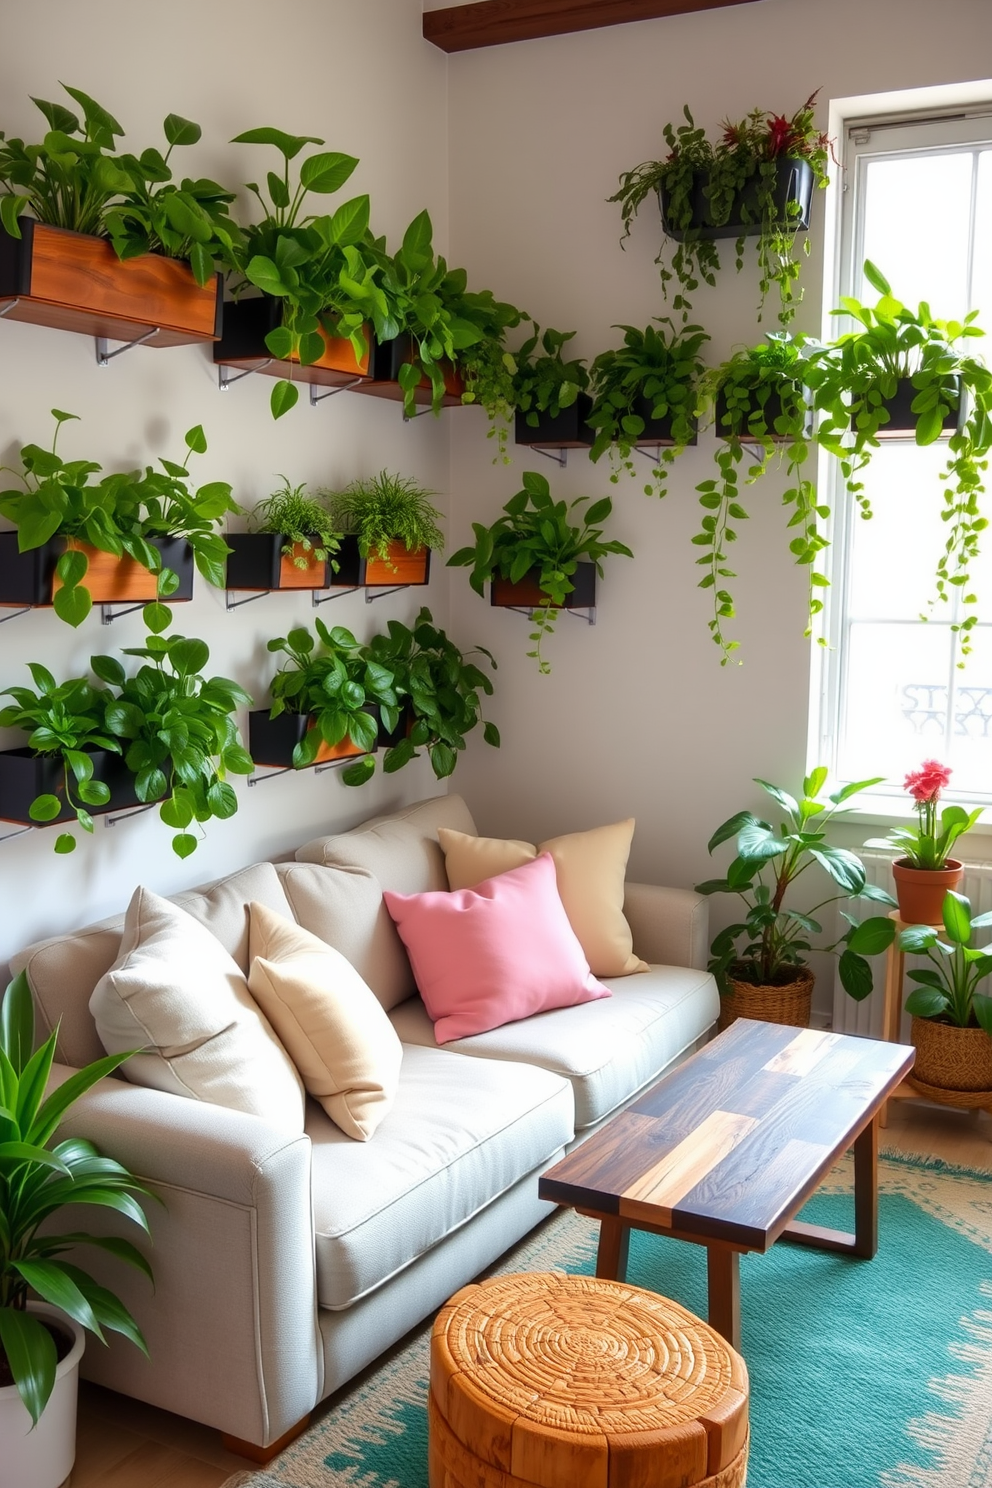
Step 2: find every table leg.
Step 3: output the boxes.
[595,1218,630,1282]
[853,1113,879,1259]
[706,1246,741,1352]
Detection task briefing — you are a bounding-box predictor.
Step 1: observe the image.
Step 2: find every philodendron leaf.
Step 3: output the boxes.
[163,112,201,147]
[270,381,299,419]
[53,582,92,628]
[299,151,359,195]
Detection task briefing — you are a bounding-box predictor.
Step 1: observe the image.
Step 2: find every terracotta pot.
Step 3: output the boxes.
[911,1016,992,1093]
[717,964,814,1032]
[892,858,963,925]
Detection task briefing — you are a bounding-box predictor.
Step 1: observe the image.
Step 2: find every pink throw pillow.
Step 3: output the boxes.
[383,853,611,1043]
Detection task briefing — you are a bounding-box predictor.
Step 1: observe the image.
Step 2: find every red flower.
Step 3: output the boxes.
[903,760,952,804]
[766,114,800,158]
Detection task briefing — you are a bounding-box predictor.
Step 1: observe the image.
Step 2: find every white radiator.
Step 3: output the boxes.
[831,851,992,1037]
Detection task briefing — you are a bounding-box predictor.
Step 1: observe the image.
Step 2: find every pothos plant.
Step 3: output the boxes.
[693,333,822,664]
[587,318,708,499]
[511,324,590,428]
[263,619,399,768]
[610,95,834,324]
[447,282,525,462]
[806,261,992,654]
[447,471,633,673]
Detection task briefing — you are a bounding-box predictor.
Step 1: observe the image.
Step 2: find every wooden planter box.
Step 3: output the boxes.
[0,746,138,826]
[0,219,222,347]
[213,297,372,387]
[515,394,594,450]
[660,157,814,242]
[333,535,431,588]
[352,334,464,408]
[248,709,378,768]
[491,561,597,610]
[226,533,329,591]
[852,377,960,438]
[0,533,194,608]
[714,387,809,444]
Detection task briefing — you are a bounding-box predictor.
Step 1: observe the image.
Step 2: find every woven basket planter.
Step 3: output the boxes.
[717,965,814,1032]
[910,1016,992,1095]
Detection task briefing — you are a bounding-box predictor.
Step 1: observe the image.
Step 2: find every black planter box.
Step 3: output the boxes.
[852,377,961,439]
[0,747,138,826]
[515,393,594,449]
[353,333,464,407]
[377,705,413,748]
[627,394,698,447]
[248,708,379,768]
[660,157,814,242]
[0,533,194,607]
[714,387,810,443]
[226,533,329,591]
[213,296,372,387]
[491,560,597,610]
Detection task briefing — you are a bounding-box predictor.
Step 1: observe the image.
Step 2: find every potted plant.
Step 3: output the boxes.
[95,604,254,858]
[0,971,153,1488]
[695,768,898,1030]
[587,318,707,499]
[446,280,526,462]
[511,323,592,449]
[807,262,992,654]
[251,619,398,769]
[898,891,992,1098]
[0,87,231,347]
[447,470,633,673]
[324,470,443,586]
[0,413,237,625]
[692,333,820,664]
[0,663,136,852]
[353,608,499,786]
[226,478,342,591]
[610,94,834,325]
[865,759,982,924]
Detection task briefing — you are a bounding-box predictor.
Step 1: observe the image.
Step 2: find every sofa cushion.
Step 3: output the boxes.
[296,792,478,895]
[247,902,402,1140]
[389,966,720,1131]
[309,1043,573,1309]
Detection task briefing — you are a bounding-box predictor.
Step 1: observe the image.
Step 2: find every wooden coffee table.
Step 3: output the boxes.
[539,1018,914,1350]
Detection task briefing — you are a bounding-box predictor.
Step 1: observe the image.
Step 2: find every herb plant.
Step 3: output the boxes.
[325,470,444,565]
[248,478,341,570]
[263,619,399,768]
[898,891,992,1032]
[512,324,590,427]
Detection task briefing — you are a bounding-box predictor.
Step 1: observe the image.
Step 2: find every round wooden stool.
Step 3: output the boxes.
[430,1271,749,1488]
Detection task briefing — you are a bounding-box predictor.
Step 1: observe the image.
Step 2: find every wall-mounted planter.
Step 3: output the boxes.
[333,535,432,588]
[213,297,371,387]
[626,394,699,446]
[0,219,222,347]
[491,561,597,610]
[226,533,329,591]
[248,709,378,768]
[714,388,809,444]
[660,157,814,242]
[514,394,594,450]
[0,533,194,609]
[851,377,960,438]
[352,334,464,407]
[0,746,138,826]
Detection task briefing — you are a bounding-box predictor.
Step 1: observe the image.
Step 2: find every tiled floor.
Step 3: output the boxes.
[69,1096,992,1487]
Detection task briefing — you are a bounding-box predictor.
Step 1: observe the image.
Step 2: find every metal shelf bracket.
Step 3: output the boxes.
[505,604,596,628]
[226,589,273,611]
[528,446,568,467]
[103,801,157,829]
[218,360,272,391]
[0,822,34,843]
[312,585,360,607]
[101,601,149,625]
[0,298,22,319]
[0,605,32,625]
[96,328,160,366]
[310,377,362,406]
[365,584,409,604]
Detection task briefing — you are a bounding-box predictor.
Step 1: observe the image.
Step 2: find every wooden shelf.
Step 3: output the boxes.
[423,0,764,52]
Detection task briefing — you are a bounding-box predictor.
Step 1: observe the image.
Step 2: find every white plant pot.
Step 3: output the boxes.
[0,1302,85,1488]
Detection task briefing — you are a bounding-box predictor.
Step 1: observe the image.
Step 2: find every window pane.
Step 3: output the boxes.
[860,151,973,317]
[846,444,953,620]
[947,626,992,796]
[971,150,992,321]
[838,620,953,785]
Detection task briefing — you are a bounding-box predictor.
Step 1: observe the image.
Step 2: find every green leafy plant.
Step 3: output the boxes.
[0,412,238,626]
[807,261,992,654]
[864,759,982,870]
[325,470,444,566]
[692,333,821,664]
[512,324,589,427]
[695,769,898,997]
[0,664,120,853]
[449,284,526,462]
[0,971,153,1426]
[587,318,708,498]
[610,95,834,324]
[248,478,341,570]
[898,891,992,1033]
[355,608,499,786]
[447,471,633,673]
[264,619,399,768]
[95,606,254,859]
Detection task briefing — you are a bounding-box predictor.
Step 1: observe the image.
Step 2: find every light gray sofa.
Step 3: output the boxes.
[13,792,718,1454]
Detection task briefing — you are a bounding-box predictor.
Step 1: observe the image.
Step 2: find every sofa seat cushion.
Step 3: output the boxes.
[389,967,720,1132]
[309,1043,573,1310]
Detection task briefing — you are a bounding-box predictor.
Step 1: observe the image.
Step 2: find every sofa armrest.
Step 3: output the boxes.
[48,1066,322,1447]
[623,882,710,970]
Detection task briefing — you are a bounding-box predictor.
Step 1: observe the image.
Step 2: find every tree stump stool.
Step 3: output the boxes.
[429,1271,749,1488]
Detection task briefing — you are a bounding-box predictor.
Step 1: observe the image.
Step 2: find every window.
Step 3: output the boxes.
[815,111,992,805]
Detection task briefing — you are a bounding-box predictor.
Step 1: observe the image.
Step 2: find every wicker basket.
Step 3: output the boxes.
[910,1016,992,1094]
[718,964,814,1032]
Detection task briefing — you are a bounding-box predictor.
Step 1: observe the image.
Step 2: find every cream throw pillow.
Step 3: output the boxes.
[89,887,305,1132]
[247,902,403,1141]
[437,821,649,977]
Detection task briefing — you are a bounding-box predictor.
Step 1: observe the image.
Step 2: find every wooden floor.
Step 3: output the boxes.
[70,1096,991,1488]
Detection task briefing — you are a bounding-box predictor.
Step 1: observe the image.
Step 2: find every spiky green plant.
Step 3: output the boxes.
[248,478,341,569]
[325,471,444,565]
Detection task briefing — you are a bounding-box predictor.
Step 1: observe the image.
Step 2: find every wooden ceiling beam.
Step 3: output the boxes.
[423,0,763,53]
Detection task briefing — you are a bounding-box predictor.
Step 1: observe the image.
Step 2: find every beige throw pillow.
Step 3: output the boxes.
[438,820,648,977]
[89,887,305,1132]
[247,902,403,1141]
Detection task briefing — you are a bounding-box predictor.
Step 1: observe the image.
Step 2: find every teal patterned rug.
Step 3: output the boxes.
[225,1152,992,1488]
